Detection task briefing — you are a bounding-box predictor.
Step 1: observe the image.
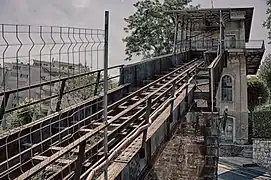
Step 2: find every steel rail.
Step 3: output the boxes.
[16,59,203,179]
[0,58,201,179]
[13,60,201,179]
[86,75,196,179]
[0,58,199,149]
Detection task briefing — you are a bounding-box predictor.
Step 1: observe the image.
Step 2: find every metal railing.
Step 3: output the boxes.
[0,24,122,130]
[178,39,265,51]
[5,59,202,180]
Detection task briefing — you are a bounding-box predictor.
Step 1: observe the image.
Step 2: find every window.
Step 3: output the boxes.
[225,35,236,48]
[11,72,18,77]
[13,65,21,70]
[20,74,28,78]
[221,75,233,101]
[41,76,46,80]
[34,63,41,66]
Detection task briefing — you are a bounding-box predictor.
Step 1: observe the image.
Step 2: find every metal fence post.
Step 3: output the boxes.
[185,72,190,109]
[103,10,109,180]
[94,71,101,96]
[0,92,10,124]
[170,80,176,123]
[55,79,66,112]
[74,140,86,180]
[119,65,124,85]
[142,97,152,167]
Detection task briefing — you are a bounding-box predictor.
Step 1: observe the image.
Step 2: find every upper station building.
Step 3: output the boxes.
[170,7,265,144]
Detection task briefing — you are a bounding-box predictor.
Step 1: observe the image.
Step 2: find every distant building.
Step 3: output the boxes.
[0,59,87,121]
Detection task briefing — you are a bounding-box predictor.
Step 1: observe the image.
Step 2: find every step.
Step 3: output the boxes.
[196,74,210,80]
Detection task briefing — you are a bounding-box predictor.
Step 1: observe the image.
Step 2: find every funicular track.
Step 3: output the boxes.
[0,58,205,180]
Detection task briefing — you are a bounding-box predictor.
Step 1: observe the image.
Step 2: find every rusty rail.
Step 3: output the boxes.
[2,58,203,180]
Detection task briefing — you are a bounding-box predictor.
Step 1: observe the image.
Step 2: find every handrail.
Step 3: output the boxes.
[0,65,122,96]
[86,76,196,180]
[0,65,123,122]
[16,60,203,179]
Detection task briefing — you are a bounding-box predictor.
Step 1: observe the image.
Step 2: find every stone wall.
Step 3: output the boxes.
[253,139,271,169]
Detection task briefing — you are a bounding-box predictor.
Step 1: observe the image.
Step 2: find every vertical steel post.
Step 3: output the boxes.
[173,14,179,64]
[0,92,10,124]
[180,17,184,52]
[219,10,223,55]
[119,65,124,85]
[173,15,178,54]
[185,18,189,51]
[55,79,66,112]
[170,80,176,123]
[143,97,152,167]
[74,140,86,180]
[103,10,109,180]
[94,71,101,96]
[189,20,192,50]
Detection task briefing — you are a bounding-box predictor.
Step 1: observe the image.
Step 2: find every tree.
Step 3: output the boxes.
[3,72,118,129]
[55,71,118,110]
[247,76,269,112]
[6,97,41,129]
[263,0,271,39]
[123,0,199,60]
[259,53,271,90]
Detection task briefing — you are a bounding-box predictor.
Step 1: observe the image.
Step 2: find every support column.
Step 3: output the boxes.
[180,17,184,52]
[238,54,248,144]
[173,15,179,64]
[189,19,192,50]
[203,113,219,179]
[219,10,225,54]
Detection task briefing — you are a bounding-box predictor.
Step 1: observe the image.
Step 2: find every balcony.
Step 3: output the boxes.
[180,39,265,75]
[184,39,265,52]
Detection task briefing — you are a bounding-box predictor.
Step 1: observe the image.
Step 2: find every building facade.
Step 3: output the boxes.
[180,8,264,144]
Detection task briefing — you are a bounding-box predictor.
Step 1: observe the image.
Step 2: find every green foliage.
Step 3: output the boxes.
[263,0,271,39]
[248,111,271,138]
[7,97,40,129]
[123,0,199,60]
[247,76,269,112]
[64,73,117,101]
[259,53,271,90]
[262,104,271,111]
[5,72,118,129]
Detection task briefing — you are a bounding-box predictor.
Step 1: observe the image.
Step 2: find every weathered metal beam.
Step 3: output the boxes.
[74,140,86,180]
[98,84,196,180]
[17,60,201,179]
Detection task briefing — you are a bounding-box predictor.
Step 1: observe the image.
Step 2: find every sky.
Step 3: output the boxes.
[0,0,270,67]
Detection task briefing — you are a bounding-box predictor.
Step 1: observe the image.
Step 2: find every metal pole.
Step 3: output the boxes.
[173,15,179,64]
[103,10,109,180]
[173,15,179,54]
[219,10,224,55]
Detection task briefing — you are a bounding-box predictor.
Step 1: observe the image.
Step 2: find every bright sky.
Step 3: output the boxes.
[0,0,270,66]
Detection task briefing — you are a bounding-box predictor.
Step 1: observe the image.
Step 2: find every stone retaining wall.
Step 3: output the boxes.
[253,139,271,169]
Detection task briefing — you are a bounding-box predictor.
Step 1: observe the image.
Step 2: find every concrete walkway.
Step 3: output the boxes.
[219,157,257,167]
[218,157,271,180]
[146,114,207,180]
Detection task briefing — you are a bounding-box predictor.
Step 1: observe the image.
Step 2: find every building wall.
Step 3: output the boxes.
[216,53,248,144]
[216,17,248,144]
